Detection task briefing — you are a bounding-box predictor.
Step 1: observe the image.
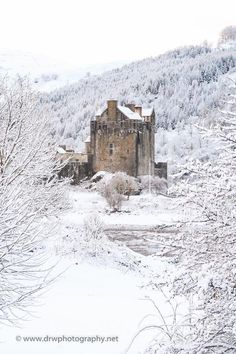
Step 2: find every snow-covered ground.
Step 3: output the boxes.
[1,259,186,354]
[64,188,184,228]
[0,188,187,354]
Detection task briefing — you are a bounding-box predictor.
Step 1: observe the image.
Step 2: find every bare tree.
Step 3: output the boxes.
[0,77,66,325]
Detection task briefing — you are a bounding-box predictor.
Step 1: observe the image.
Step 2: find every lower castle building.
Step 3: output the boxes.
[57,100,166,183]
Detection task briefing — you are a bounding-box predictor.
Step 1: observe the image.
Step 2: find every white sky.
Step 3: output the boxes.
[0,0,235,66]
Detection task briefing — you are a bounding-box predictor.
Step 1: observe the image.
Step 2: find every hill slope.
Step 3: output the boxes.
[43,45,236,154]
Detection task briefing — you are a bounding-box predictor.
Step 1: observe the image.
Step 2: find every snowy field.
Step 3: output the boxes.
[63,188,184,228]
[0,188,187,354]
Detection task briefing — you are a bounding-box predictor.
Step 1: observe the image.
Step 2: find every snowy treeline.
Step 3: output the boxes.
[144,80,236,353]
[42,45,236,154]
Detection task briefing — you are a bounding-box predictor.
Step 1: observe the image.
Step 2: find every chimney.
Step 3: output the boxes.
[107,99,117,120]
[134,105,142,116]
[125,103,135,112]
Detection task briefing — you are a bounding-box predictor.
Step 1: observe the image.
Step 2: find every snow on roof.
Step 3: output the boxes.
[94,103,153,120]
[57,146,66,154]
[118,106,143,120]
[85,136,91,143]
[142,108,153,117]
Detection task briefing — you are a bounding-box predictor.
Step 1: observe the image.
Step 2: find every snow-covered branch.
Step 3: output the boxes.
[0,77,67,325]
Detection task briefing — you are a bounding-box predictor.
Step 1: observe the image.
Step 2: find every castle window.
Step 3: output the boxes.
[109,143,114,156]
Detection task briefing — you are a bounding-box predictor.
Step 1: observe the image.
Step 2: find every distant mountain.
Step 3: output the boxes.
[0,49,129,92]
[42,45,236,157]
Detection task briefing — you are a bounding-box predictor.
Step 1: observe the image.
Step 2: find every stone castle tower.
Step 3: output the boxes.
[87,99,155,177]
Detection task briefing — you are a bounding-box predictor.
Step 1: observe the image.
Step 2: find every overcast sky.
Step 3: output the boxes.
[0,0,235,66]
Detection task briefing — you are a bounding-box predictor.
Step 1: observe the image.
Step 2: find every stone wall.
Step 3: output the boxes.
[91,117,138,176]
[90,103,155,177]
[58,161,92,184]
[57,150,91,184]
[137,121,155,176]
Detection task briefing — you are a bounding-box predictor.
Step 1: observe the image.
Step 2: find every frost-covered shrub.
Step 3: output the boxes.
[141,175,168,194]
[83,213,105,242]
[97,177,124,212]
[82,214,106,256]
[97,172,139,211]
[58,214,106,258]
[111,172,139,199]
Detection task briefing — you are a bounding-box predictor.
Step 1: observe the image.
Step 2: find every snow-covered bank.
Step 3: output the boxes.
[0,187,187,354]
[0,260,158,354]
[0,253,184,354]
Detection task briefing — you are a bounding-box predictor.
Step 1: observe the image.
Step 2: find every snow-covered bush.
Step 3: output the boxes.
[97,172,139,211]
[80,213,107,256]
[111,172,139,199]
[97,177,124,212]
[140,175,168,195]
[83,213,105,242]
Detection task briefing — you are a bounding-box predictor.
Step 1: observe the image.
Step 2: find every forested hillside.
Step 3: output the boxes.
[43,45,236,160]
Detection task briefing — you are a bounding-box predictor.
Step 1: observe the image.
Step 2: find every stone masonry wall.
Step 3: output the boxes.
[91,114,139,176]
[90,103,155,177]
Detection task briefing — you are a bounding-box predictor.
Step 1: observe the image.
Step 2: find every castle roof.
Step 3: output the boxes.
[95,103,153,121]
[142,108,154,117]
[117,106,143,120]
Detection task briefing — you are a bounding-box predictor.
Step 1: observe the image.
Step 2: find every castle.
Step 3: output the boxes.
[57,100,166,183]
